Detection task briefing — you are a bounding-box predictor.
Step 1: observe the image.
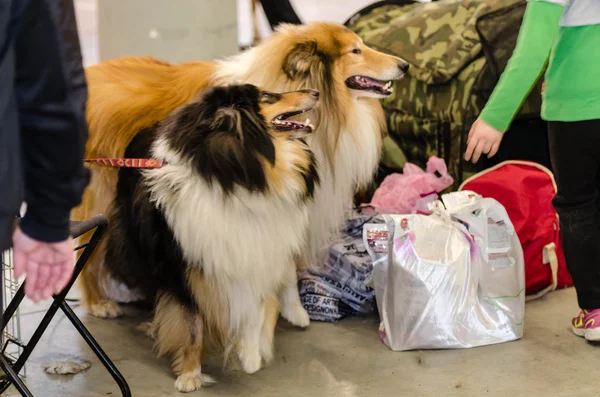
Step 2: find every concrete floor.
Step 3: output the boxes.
[3,288,599,397]
[5,2,597,396]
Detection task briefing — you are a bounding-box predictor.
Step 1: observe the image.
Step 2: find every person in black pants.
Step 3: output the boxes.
[548,120,600,337]
[0,0,90,306]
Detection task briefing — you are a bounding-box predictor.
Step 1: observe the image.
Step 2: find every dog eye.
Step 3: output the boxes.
[352,49,362,55]
[260,92,279,104]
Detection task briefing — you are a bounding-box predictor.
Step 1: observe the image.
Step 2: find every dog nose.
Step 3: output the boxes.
[300,89,320,98]
[399,62,409,73]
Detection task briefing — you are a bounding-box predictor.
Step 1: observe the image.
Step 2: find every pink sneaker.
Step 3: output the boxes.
[572,309,600,341]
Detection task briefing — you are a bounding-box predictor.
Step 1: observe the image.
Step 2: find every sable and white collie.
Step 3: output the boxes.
[104,85,319,392]
[73,22,408,325]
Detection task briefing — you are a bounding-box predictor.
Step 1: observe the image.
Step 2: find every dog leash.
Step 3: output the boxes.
[84,158,168,168]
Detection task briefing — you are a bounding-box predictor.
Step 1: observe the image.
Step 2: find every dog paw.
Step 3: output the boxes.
[89,300,123,319]
[44,360,91,375]
[174,372,199,393]
[175,372,202,393]
[281,303,310,328]
[239,348,262,375]
[174,370,216,392]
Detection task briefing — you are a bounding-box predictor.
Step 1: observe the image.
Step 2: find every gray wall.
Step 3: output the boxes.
[98,0,238,63]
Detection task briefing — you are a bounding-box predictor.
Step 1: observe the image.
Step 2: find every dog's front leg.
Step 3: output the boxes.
[279,263,310,328]
[259,296,279,365]
[154,293,215,393]
[237,300,265,374]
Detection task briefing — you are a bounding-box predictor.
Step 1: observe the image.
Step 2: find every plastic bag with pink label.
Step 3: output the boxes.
[364,191,525,351]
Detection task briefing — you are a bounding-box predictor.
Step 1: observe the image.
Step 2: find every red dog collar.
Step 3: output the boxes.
[84,158,167,168]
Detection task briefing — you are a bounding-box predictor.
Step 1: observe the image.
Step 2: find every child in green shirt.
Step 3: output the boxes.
[465,0,600,342]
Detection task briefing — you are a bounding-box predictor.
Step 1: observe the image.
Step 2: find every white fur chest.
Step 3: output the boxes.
[336,100,382,189]
[143,145,310,295]
[304,99,381,263]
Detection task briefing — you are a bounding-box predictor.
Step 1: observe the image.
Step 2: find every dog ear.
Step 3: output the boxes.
[211,107,243,140]
[283,41,322,79]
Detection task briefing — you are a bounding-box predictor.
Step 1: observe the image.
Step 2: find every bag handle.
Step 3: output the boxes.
[525,242,559,301]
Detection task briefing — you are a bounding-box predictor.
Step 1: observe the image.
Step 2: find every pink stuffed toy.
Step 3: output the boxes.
[369,156,454,214]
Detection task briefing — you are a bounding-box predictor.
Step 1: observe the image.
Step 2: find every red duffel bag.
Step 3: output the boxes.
[459,160,573,300]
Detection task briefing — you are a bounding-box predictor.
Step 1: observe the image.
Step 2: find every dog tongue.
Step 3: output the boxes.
[359,76,384,88]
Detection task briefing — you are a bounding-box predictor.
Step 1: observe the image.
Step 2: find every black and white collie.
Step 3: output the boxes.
[104,84,319,392]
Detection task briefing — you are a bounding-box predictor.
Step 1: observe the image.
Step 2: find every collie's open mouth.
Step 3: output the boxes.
[345,76,394,96]
[272,109,315,133]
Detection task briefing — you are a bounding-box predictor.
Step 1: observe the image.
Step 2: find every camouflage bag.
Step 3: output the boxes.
[346,0,548,188]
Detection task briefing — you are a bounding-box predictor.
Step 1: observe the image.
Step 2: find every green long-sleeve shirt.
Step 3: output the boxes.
[479,1,563,132]
[543,24,600,122]
[479,0,600,130]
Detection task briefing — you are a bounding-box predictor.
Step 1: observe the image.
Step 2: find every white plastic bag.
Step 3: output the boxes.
[365,191,525,351]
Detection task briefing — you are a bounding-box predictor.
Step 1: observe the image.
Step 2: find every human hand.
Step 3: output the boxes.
[464,119,503,163]
[12,227,75,302]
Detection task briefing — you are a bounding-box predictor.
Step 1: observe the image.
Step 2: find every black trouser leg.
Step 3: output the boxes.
[549,119,600,310]
[0,264,2,335]
[260,0,301,29]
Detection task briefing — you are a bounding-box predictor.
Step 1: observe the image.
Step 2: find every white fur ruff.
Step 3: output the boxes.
[304,99,381,264]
